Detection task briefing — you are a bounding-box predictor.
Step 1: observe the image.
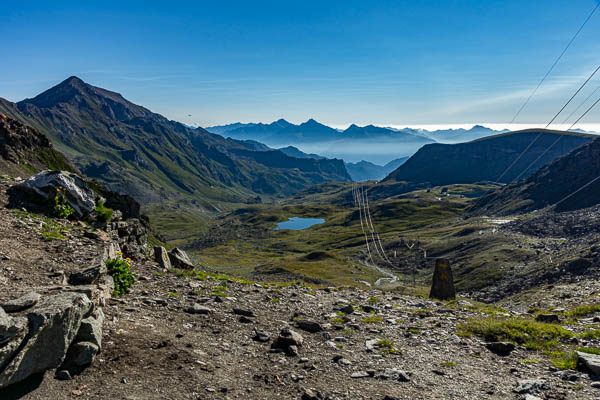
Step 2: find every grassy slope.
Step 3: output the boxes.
[182,178,594,295]
[185,182,507,288]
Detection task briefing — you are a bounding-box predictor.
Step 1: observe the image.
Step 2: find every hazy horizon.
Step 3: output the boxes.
[3,1,600,131]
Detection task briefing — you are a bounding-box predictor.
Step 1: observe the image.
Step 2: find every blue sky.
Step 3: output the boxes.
[2,1,600,129]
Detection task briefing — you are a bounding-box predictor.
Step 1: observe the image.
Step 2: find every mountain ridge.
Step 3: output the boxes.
[0,77,351,209]
[472,137,600,215]
[384,129,595,186]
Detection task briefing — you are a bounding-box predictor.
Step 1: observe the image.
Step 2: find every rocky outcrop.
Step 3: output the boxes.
[1,292,40,313]
[0,292,93,388]
[16,170,97,217]
[0,113,77,177]
[104,219,149,260]
[0,235,120,389]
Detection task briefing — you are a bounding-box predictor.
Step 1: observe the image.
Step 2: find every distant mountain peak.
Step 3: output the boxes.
[273,118,292,127]
[62,75,85,86]
[19,76,152,122]
[21,76,94,108]
[303,118,321,126]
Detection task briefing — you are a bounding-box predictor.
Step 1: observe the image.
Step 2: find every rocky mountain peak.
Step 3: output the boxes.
[19,76,152,122]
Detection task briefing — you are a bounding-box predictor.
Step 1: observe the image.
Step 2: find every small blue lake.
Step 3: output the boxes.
[275,217,325,231]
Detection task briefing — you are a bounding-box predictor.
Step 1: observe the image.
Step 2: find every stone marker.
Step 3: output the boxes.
[429,258,455,300]
[154,246,171,269]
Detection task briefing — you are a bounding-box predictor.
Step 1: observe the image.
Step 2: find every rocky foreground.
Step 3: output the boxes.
[1,179,600,399]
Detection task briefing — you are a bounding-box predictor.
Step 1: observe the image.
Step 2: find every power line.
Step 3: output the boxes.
[496,63,600,183]
[545,64,600,129]
[512,85,600,183]
[567,94,600,129]
[509,2,600,124]
[553,174,600,208]
[560,85,600,127]
[510,134,563,183]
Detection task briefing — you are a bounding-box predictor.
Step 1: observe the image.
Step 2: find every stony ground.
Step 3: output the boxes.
[1,180,600,400]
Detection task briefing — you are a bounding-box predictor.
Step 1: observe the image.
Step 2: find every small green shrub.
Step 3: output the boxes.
[51,187,74,219]
[107,257,135,297]
[95,201,114,223]
[545,350,578,370]
[439,361,455,367]
[378,338,401,355]
[211,285,228,297]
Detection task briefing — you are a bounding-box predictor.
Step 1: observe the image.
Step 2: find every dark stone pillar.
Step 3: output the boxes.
[429,258,455,300]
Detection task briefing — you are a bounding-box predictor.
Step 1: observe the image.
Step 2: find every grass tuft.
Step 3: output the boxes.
[361,315,383,324]
[457,316,573,350]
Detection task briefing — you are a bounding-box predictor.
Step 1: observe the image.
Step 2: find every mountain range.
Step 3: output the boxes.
[0,77,351,211]
[276,145,407,181]
[208,120,506,145]
[343,158,409,181]
[207,121,511,164]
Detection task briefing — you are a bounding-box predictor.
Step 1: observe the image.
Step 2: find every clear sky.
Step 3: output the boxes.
[2,1,600,130]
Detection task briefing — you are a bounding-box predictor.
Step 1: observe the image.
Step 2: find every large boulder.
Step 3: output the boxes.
[0,292,93,388]
[168,248,194,269]
[15,170,97,217]
[62,341,99,369]
[576,351,600,375]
